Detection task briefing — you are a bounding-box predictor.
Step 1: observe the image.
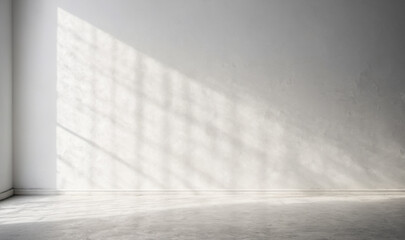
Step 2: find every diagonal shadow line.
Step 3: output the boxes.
[58,87,253,187]
[57,155,103,189]
[57,123,204,189]
[57,123,166,188]
[58,119,224,189]
[60,88,265,160]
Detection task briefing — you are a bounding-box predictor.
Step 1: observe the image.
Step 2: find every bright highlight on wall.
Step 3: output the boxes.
[57,8,404,190]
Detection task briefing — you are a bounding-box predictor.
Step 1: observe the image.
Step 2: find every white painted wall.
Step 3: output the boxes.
[14,0,405,190]
[0,0,13,194]
[12,0,57,189]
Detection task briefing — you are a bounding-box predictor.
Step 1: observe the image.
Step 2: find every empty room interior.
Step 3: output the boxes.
[1,0,405,239]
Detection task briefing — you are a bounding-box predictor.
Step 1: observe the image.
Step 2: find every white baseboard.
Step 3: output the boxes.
[0,189,14,200]
[13,188,405,196]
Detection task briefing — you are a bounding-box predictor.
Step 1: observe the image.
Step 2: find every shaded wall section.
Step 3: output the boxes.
[0,0,13,194]
[13,0,57,189]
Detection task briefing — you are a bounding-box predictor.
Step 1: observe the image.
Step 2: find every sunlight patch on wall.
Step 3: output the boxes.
[57,8,383,190]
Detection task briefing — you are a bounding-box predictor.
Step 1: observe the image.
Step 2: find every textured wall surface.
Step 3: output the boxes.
[0,0,13,194]
[16,0,405,189]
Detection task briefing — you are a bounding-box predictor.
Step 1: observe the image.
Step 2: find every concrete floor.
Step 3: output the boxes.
[0,194,405,239]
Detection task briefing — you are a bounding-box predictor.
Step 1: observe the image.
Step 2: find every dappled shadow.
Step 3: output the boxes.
[57,7,405,190]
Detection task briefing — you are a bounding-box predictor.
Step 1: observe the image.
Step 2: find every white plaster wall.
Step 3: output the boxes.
[0,0,13,194]
[14,0,405,190]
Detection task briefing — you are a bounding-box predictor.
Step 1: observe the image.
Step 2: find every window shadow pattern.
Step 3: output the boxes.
[57,9,404,190]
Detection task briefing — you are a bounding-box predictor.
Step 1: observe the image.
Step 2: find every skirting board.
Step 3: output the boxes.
[0,189,14,201]
[13,188,405,196]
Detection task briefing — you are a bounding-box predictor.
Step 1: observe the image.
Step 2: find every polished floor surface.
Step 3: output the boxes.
[1,193,405,239]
